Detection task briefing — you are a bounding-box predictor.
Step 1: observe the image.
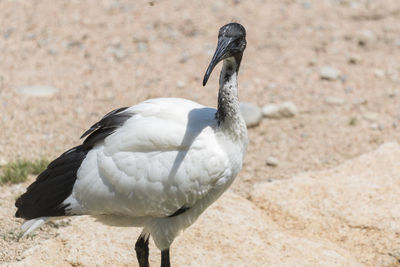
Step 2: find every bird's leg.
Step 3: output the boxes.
[135,234,150,267]
[161,248,170,267]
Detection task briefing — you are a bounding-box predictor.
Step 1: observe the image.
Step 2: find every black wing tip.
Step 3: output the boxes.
[14,145,87,220]
[16,106,133,220]
[15,186,27,218]
[15,208,22,218]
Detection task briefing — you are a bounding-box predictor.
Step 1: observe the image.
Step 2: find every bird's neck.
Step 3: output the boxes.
[216,57,246,138]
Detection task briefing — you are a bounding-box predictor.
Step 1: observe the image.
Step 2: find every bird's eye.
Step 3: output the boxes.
[234,39,242,47]
[229,39,242,50]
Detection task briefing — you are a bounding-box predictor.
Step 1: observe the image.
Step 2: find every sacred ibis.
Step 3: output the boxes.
[15,22,248,267]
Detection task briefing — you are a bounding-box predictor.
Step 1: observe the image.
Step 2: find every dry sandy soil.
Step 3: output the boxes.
[1,0,400,266]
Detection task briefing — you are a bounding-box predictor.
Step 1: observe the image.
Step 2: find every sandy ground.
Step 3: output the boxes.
[1,0,400,265]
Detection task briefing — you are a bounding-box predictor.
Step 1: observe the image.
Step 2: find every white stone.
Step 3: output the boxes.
[15,85,59,97]
[324,96,345,105]
[363,112,379,122]
[320,66,340,80]
[0,157,7,166]
[262,102,297,119]
[369,123,379,130]
[261,104,280,117]
[240,102,262,128]
[357,29,376,46]
[266,156,279,167]
[374,69,385,78]
[352,98,367,105]
[176,81,185,88]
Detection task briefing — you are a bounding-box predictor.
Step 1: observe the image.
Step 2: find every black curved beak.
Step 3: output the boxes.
[203,37,234,86]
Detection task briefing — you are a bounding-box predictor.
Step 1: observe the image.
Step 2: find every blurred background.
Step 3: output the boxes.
[1,0,400,266]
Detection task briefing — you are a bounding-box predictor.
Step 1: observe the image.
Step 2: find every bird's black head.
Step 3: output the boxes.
[203,23,247,86]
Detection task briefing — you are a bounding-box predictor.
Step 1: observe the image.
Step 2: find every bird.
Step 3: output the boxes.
[15,22,248,267]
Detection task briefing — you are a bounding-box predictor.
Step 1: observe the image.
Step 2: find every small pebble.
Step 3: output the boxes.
[349,1,361,8]
[38,38,48,47]
[266,157,279,167]
[47,47,57,55]
[66,40,82,49]
[0,157,7,166]
[75,107,84,114]
[176,81,185,88]
[111,37,121,46]
[25,32,36,40]
[179,51,190,63]
[264,83,277,90]
[369,123,381,130]
[136,42,148,52]
[82,18,92,25]
[357,29,376,47]
[348,54,362,64]
[320,66,340,80]
[389,73,398,82]
[348,117,357,126]
[108,46,126,60]
[308,59,317,66]
[394,39,400,47]
[325,96,345,105]
[240,102,262,128]
[3,27,14,39]
[353,98,367,105]
[339,75,348,82]
[301,1,312,9]
[2,115,9,123]
[345,87,353,94]
[262,102,297,119]
[363,112,379,122]
[388,91,398,98]
[374,69,385,78]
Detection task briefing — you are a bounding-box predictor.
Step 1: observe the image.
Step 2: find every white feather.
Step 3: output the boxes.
[21,217,48,237]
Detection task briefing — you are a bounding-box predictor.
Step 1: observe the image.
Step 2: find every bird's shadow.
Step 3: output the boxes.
[167,107,216,180]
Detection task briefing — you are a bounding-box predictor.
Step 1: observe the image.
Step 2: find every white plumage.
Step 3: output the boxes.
[69,98,246,248]
[17,22,248,267]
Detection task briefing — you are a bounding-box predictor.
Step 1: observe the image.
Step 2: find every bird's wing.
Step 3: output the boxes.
[15,106,135,220]
[66,98,231,218]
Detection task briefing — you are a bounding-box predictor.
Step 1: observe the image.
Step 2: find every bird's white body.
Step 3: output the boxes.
[24,97,248,250]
